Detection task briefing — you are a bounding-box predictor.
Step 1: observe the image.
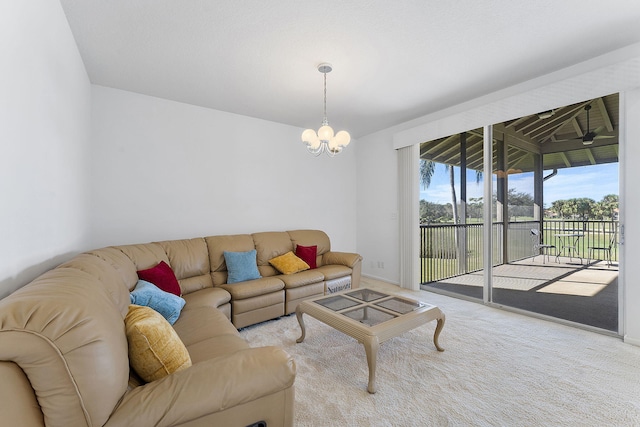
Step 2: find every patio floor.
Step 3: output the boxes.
[423,256,619,332]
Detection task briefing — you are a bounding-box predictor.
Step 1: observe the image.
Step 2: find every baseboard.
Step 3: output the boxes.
[623,335,640,347]
[361,273,399,286]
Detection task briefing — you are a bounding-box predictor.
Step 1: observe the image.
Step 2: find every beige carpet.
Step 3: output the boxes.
[239,283,640,426]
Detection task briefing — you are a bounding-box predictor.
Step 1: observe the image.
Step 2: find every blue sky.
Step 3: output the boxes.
[420,162,618,207]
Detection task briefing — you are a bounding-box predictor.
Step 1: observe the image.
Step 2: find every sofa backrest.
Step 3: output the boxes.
[116,242,170,276]
[0,266,130,427]
[288,229,331,267]
[253,231,295,277]
[157,238,213,294]
[206,234,255,286]
[205,230,333,284]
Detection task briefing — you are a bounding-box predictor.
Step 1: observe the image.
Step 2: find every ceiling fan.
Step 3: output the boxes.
[555,104,616,145]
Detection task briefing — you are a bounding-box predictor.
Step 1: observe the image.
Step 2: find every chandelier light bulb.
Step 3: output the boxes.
[318,124,334,141]
[335,130,351,147]
[301,128,315,142]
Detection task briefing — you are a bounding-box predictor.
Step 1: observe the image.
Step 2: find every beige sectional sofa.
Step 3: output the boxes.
[0,229,362,427]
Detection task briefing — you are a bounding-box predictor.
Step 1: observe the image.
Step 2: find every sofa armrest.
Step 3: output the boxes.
[322,251,363,268]
[105,346,295,427]
[0,362,44,427]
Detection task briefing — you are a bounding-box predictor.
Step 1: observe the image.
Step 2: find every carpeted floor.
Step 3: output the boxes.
[239,282,640,426]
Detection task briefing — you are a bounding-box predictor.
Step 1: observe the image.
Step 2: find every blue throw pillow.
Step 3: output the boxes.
[129,280,186,325]
[223,250,261,284]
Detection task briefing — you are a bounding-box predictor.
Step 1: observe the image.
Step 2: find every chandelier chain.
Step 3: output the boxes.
[323,72,327,122]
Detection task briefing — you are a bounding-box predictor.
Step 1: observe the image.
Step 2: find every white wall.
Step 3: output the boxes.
[89,86,357,251]
[356,127,400,283]
[0,1,91,298]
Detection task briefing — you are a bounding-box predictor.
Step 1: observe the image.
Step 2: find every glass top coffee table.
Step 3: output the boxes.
[295,288,445,393]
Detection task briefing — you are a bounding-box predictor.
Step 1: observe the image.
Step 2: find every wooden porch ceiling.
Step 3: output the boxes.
[419,93,619,173]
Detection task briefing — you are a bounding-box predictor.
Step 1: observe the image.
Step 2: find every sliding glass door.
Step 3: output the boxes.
[420,94,620,333]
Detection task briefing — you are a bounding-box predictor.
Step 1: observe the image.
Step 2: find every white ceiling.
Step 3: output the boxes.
[59,0,640,138]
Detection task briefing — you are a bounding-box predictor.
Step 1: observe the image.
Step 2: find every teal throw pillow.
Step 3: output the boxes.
[223,250,261,284]
[129,280,186,325]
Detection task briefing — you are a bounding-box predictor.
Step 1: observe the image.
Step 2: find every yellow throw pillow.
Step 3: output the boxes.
[269,251,310,275]
[124,304,192,382]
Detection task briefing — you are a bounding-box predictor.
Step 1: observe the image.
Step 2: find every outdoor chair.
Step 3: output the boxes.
[531,228,556,264]
[587,235,615,267]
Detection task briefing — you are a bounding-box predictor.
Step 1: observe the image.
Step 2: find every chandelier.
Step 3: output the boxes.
[301,63,351,157]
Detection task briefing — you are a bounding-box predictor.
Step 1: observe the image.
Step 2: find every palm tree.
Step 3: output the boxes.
[421,160,458,222]
[420,156,482,276]
[419,159,435,188]
[420,159,482,224]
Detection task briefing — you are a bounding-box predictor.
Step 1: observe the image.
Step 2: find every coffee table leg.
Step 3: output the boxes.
[433,312,445,352]
[363,336,380,394]
[295,309,306,343]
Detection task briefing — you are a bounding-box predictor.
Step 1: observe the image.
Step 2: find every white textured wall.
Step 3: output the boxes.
[0,1,91,298]
[88,86,357,252]
[356,127,400,284]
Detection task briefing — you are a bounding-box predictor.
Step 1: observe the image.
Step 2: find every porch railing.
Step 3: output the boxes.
[420,220,619,284]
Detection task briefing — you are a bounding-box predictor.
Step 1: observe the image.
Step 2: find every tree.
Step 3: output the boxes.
[506,189,534,219]
[597,194,619,220]
[548,196,616,220]
[468,197,483,220]
[420,160,436,189]
[574,198,595,220]
[420,200,452,223]
[420,159,482,224]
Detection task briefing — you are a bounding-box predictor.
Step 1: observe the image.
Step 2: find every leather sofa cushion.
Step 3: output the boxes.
[173,305,240,347]
[315,264,353,281]
[60,253,132,318]
[158,238,211,280]
[186,335,250,365]
[252,231,293,266]
[87,246,140,291]
[106,347,295,427]
[178,273,214,294]
[207,234,255,270]
[288,229,331,257]
[278,269,325,289]
[173,305,249,364]
[125,305,192,382]
[221,276,284,300]
[116,243,170,271]
[181,287,231,312]
[322,251,363,268]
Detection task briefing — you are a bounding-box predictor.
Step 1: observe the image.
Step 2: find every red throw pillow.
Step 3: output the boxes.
[295,245,317,269]
[137,261,181,296]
